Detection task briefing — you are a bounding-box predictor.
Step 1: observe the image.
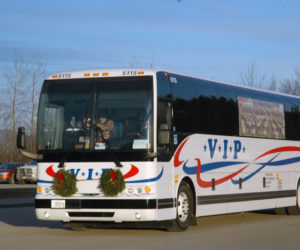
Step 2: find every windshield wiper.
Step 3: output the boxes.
[95,126,122,168]
[58,127,88,168]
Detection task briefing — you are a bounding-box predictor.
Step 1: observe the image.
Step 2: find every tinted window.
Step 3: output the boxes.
[38,77,153,151]
[216,86,238,135]
[157,72,172,100]
[157,71,172,137]
[195,80,218,134]
[171,74,198,133]
[284,100,300,140]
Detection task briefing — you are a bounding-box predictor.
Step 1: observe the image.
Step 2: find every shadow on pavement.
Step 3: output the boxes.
[0,192,61,229]
[0,204,62,229]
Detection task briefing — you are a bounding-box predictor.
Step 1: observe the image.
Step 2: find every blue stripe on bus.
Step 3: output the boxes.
[183,161,246,175]
[125,167,164,183]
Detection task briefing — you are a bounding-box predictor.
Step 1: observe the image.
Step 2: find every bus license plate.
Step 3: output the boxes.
[51,200,65,209]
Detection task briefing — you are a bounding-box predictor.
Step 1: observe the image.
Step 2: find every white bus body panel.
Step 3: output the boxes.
[171,134,300,217]
[36,160,175,222]
[36,133,300,222]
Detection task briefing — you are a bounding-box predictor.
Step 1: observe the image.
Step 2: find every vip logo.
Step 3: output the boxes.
[204,138,246,160]
[69,168,100,180]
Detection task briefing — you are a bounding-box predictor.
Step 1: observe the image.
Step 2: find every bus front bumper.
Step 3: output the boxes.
[35,197,175,223]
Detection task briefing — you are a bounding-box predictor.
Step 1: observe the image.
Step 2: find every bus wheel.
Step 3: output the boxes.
[168,181,194,231]
[287,182,300,215]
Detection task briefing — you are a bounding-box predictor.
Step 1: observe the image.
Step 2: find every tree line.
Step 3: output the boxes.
[240,62,300,95]
[0,55,299,164]
[0,53,45,164]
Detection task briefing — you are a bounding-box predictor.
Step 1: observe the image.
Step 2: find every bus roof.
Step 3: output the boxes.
[47,67,300,101]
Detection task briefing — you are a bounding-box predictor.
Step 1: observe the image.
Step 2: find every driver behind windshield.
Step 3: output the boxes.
[96,109,114,141]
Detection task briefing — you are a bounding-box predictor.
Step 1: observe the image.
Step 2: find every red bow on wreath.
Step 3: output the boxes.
[57,172,65,189]
[110,171,119,184]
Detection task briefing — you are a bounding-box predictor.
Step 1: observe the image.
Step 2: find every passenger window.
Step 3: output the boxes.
[217,87,238,136]
[195,82,218,134]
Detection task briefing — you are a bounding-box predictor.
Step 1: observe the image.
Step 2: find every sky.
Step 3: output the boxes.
[0,0,300,84]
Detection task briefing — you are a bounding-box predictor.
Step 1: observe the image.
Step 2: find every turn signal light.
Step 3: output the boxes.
[145,186,151,193]
[37,186,43,193]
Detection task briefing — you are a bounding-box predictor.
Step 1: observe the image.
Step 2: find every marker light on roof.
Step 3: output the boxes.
[102,72,109,76]
[84,73,90,77]
[93,73,99,76]
[138,71,144,75]
[52,75,58,78]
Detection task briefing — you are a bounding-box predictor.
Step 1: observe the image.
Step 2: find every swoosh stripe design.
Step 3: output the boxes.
[174,137,300,188]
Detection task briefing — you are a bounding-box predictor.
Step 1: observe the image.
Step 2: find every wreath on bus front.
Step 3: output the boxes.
[52,169,78,197]
[99,168,125,196]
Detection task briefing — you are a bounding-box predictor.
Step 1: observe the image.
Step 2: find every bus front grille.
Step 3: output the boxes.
[68,212,114,218]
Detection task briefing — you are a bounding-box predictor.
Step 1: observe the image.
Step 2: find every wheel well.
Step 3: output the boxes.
[181,177,196,216]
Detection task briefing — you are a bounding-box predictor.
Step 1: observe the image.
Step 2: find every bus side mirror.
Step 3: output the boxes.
[17,127,26,149]
[158,124,170,145]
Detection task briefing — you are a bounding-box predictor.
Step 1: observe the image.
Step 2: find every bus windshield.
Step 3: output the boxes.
[37,77,153,151]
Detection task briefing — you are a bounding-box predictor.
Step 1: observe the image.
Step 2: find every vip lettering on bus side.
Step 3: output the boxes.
[207,138,243,160]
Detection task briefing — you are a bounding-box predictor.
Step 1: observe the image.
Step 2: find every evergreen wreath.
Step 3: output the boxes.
[52,169,78,197]
[99,168,125,196]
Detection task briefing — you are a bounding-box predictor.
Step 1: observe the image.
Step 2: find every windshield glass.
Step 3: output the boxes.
[37,77,153,151]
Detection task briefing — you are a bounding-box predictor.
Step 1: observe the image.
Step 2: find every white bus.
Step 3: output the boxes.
[17,68,300,231]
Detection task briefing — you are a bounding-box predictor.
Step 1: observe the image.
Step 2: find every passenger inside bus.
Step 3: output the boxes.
[96,109,114,141]
[123,111,148,139]
[70,113,91,129]
[65,112,91,149]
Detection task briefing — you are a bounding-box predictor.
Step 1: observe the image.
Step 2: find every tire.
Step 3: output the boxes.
[168,182,194,231]
[287,182,300,215]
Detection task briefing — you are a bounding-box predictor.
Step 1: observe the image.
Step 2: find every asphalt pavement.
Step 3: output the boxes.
[0,184,36,206]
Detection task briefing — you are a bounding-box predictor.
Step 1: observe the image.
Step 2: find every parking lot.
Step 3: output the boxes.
[1,185,300,250]
[0,184,36,199]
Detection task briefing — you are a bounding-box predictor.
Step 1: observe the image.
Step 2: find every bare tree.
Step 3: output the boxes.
[1,53,27,161]
[279,69,300,95]
[129,56,140,68]
[279,79,300,96]
[240,62,266,89]
[27,54,45,151]
[0,52,46,162]
[266,73,278,92]
[150,51,156,68]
